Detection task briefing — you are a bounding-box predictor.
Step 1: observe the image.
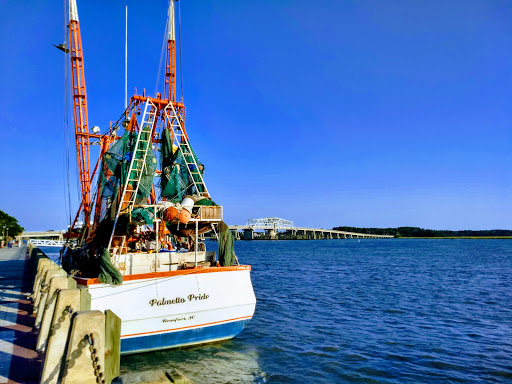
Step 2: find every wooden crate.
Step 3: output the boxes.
[199,205,222,220]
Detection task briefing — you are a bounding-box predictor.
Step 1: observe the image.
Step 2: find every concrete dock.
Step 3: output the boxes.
[0,245,191,384]
[0,245,39,384]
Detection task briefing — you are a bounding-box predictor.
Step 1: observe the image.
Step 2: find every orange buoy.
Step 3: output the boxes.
[178,209,191,224]
[163,206,179,221]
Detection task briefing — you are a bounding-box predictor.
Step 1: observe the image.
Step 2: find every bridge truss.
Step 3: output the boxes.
[245,217,294,230]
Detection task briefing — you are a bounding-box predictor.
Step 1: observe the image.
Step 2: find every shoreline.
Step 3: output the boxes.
[211,236,512,241]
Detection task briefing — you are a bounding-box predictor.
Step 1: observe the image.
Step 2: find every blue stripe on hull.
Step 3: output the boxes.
[121,319,250,354]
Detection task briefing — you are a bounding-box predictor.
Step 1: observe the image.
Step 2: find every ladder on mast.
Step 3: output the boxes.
[165,102,209,197]
[108,100,157,250]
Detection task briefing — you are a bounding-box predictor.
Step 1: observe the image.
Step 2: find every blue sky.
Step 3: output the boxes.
[0,0,510,231]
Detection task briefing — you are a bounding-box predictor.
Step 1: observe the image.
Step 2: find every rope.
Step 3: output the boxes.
[211,222,220,241]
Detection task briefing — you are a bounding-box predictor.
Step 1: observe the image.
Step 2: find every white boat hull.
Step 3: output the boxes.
[83,268,256,354]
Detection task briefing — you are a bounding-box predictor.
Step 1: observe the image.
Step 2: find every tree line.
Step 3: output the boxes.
[0,209,24,238]
[332,226,512,238]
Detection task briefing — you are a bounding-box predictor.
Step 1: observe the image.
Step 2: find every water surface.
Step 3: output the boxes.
[66,240,512,383]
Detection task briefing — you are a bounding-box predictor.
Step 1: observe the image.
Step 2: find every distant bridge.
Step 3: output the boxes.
[28,239,67,247]
[18,230,65,241]
[19,220,394,245]
[18,231,69,247]
[228,217,394,240]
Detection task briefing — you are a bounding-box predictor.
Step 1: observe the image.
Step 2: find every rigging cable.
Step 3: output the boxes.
[62,0,68,224]
[178,0,183,101]
[154,1,169,97]
[64,0,73,228]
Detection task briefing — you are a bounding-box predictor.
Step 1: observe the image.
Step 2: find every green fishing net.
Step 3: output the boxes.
[218,221,236,267]
[160,129,205,202]
[131,207,155,226]
[96,129,156,224]
[98,248,123,285]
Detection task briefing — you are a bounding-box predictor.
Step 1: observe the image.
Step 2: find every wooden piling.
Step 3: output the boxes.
[40,288,82,384]
[104,310,121,384]
[37,276,77,351]
[30,247,51,278]
[60,310,106,384]
[32,261,58,307]
[34,269,68,325]
[80,287,91,311]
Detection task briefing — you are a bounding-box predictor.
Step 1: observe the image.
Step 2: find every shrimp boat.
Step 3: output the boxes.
[59,0,256,354]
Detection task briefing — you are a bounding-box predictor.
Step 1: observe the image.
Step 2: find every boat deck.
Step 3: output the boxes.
[0,245,39,384]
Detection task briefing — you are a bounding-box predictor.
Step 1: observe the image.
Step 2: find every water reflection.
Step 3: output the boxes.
[121,339,266,384]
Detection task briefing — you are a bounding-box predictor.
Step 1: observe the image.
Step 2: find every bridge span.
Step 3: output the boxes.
[17,231,69,247]
[228,218,394,240]
[18,230,65,241]
[19,219,394,245]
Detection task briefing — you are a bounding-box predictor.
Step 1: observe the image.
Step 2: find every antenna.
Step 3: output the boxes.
[125,5,128,110]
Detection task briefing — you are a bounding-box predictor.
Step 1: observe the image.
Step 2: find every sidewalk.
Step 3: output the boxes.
[0,246,39,384]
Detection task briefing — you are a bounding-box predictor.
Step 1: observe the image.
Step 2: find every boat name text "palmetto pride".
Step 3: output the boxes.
[149,294,210,306]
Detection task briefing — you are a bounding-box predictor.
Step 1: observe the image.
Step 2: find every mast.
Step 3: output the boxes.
[164,0,176,102]
[68,0,92,229]
[163,0,188,140]
[125,5,128,110]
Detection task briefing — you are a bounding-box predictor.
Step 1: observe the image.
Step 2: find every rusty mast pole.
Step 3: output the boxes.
[68,0,92,229]
[164,0,176,103]
[163,0,188,142]
[163,1,177,125]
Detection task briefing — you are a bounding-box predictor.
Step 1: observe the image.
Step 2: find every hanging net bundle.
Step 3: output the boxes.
[160,128,205,202]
